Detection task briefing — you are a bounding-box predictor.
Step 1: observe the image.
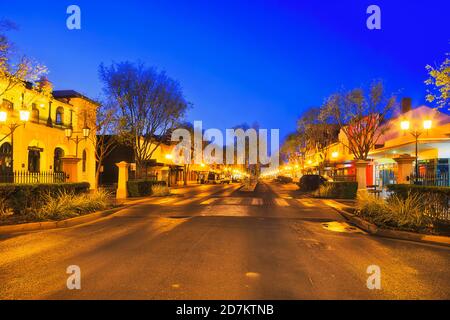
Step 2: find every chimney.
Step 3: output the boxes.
[401,97,412,114]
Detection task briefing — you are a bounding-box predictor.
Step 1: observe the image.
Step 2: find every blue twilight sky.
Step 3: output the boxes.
[0,0,449,140]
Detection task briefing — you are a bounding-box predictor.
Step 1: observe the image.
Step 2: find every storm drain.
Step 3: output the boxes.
[321,221,366,234]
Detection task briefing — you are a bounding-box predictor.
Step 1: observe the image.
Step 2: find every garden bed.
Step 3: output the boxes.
[0,184,115,226]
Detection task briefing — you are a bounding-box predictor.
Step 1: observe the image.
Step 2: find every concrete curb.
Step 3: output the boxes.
[336,208,450,247]
[0,206,128,235]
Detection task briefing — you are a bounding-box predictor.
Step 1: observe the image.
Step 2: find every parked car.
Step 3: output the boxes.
[275,175,293,184]
[298,174,330,192]
[206,173,231,184]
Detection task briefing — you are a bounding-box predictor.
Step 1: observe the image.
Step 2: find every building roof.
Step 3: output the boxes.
[53,90,100,106]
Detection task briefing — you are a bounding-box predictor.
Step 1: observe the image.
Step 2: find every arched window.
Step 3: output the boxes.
[82,149,87,173]
[55,107,64,125]
[31,104,39,123]
[0,142,12,183]
[54,148,65,172]
[2,99,13,110]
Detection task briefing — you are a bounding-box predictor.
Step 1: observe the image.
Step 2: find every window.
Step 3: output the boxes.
[2,99,13,110]
[0,142,12,183]
[55,107,64,125]
[31,104,39,123]
[82,149,87,172]
[54,148,65,172]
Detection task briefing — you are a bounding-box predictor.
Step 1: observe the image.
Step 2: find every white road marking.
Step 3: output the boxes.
[251,198,263,206]
[200,198,219,205]
[222,197,243,205]
[274,198,289,207]
[297,199,314,207]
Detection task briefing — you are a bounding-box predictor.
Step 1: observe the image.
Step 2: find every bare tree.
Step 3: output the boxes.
[0,19,47,99]
[99,61,189,178]
[281,132,302,164]
[297,108,339,173]
[320,81,396,161]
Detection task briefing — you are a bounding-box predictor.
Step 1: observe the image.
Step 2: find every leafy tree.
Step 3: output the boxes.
[425,52,450,110]
[320,81,396,161]
[99,61,189,178]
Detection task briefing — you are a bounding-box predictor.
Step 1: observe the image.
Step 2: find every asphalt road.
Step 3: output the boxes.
[0,181,449,299]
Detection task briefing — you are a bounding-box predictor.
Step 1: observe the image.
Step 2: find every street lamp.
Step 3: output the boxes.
[0,110,7,123]
[401,119,432,184]
[0,108,30,173]
[65,124,90,158]
[0,108,30,142]
[19,109,31,123]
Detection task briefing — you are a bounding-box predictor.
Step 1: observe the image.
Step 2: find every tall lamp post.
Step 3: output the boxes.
[64,124,90,157]
[400,119,432,184]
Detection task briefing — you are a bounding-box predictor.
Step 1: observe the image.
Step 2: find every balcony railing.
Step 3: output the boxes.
[0,171,68,184]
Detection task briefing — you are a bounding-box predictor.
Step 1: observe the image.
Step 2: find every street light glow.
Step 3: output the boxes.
[165,154,173,160]
[400,120,410,131]
[331,151,339,158]
[423,120,432,130]
[0,111,7,123]
[19,110,30,122]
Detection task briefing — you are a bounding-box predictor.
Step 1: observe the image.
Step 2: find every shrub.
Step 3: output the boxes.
[356,191,433,231]
[126,180,167,197]
[0,196,13,217]
[387,184,450,198]
[298,175,328,192]
[151,185,171,197]
[387,184,450,221]
[0,182,90,214]
[29,189,111,221]
[314,181,358,199]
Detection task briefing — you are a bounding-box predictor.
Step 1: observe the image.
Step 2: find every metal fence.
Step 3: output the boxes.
[332,175,357,182]
[411,172,450,187]
[0,171,68,184]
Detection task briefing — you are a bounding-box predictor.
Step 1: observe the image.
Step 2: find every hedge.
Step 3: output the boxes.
[316,181,358,199]
[0,182,90,214]
[387,184,450,198]
[127,180,167,198]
